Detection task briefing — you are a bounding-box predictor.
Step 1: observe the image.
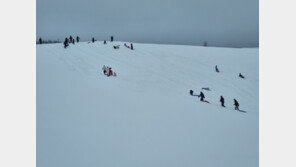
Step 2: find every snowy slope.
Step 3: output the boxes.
[37,41,258,167]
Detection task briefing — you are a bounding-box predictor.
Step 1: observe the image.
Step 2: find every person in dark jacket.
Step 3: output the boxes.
[234,99,239,110]
[39,38,42,44]
[111,36,114,42]
[104,40,107,44]
[76,36,80,43]
[69,36,73,43]
[215,65,219,72]
[92,37,95,43]
[239,73,245,79]
[189,90,193,96]
[64,38,69,48]
[220,96,225,107]
[200,92,205,101]
[72,39,75,44]
[131,43,134,50]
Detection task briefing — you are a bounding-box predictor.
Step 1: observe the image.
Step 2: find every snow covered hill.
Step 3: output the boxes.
[37,41,258,167]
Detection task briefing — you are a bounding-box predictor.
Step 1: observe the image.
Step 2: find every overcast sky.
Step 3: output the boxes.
[37,0,258,47]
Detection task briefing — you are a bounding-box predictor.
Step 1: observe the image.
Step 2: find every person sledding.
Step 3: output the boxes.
[109,68,113,76]
[124,43,130,48]
[220,96,225,107]
[199,91,205,101]
[189,90,193,96]
[102,65,107,75]
[64,38,69,48]
[234,99,239,110]
[239,73,245,79]
[113,45,120,49]
[215,65,219,72]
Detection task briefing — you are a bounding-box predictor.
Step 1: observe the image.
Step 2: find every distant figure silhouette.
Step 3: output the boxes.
[215,65,219,72]
[239,73,245,79]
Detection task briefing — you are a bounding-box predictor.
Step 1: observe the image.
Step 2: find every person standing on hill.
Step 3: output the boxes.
[39,38,42,44]
[72,39,75,44]
[111,36,114,42]
[200,92,205,101]
[234,99,239,110]
[76,36,80,43]
[92,37,95,43]
[189,90,193,96]
[69,36,73,43]
[131,43,134,50]
[104,40,107,44]
[215,65,219,72]
[64,38,69,48]
[220,96,225,107]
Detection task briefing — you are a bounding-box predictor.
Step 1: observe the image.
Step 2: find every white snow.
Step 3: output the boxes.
[37,41,258,167]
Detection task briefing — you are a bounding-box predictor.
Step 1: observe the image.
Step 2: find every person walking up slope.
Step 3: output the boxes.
[234,99,239,110]
[220,96,225,107]
[200,92,205,101]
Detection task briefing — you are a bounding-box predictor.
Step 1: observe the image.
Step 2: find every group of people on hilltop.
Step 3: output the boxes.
[102,65,116,77]
[189,90,240,110]
[64,35,80,48]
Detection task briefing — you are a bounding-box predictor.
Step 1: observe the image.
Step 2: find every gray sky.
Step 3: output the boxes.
[37,0,258,47]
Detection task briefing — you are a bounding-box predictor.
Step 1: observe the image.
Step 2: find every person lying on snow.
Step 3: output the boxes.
[239,73,245,79]
[124,43,130,48]
[234,99,239,110]
[215,65,219,72]
[220,96,225,107]
[199,91,205,101]
[113,45,120,49]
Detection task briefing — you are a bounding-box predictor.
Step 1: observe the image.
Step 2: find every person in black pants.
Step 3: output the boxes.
[111,36,114,42]
[239,73,245,79]
[189,90,193,96]
[200,92,205,101]
[220,96,225,107]
[76,36,80,43]
[39,38,42,44]
[234,99,239,110]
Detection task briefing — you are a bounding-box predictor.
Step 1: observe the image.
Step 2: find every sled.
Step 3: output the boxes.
[238,110,247,113]
[202,87,210,91]
[204,100,210,103]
